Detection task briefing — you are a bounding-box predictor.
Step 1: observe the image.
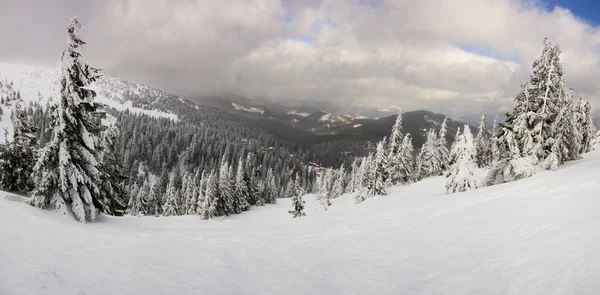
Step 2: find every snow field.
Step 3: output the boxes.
[2,150,600,294]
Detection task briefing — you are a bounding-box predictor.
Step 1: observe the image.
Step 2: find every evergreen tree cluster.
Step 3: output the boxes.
[486,39,597,185]
[318,112,453,205]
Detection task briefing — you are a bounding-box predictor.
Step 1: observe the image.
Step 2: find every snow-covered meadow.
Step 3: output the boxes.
[2,149,600,295]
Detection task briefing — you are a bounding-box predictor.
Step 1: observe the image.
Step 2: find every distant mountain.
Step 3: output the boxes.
[188,95,359,132]
[316,110,475,148]
[187,95,474,148]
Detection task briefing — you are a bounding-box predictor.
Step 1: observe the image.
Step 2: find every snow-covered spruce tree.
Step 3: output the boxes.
[366,138,388,198]
[264,168,277,204]
[388,112,404,158]
[490,115,501,163]
[354,157,367,193]
[331,170,344,199]
[216,160,233,215]
[153,166,169,215]
[126,181,144,216]
[243,153,258,205]
[542,95,581,170]
[0,99,38,192]
[288,174,306,218]
[136,179,150,215]
[30,18,123,222]
[448,127,462,172]
[232,157,250,214]
[331,165,345,199]
[146,182,159,217]
[346,158,361,193]
[200,170,218,220]
[194,171,207,216]
[185,169,202,215]
[474,112,492,168]
[98,122,127,212]
[446,125,478,194]
[505,39,575,170]
[355,154,373,203]
[316,172,330,210]
[578,99,596,154]
[256,179,267,206]
[162,178,179,217]
[437,117,450,172]
[387,112,404,184]
[179,172,190,214]
[417,129,442,179]
[182,171,197,215]
[398,133,416,183]
[486,127,536,185]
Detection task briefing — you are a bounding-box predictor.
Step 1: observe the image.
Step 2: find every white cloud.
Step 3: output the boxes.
[2,0,600,120]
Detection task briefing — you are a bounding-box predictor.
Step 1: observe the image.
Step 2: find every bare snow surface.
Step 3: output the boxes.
[2,152,600,294]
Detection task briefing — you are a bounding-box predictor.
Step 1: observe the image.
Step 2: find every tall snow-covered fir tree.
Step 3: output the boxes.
[417,129,443,179]
[448,127,462,171]
[127,182,146,216]
[387,112,404,184]
[162,178,179,217]
[446,125,478,194]
[543,96,581,170]
[288,174,306,218]
[474,112,491,168]
[264,168,277,204]
[388,112,404,158]
[386,113,406,185]
[0,99,39,192]
[200,170,218,220]
[504,38,577,171]
[353,156,370,203]
[184,169,201,215]
[346,158,361,193]
[216,160,233,215]
[448,128,461,168]
[490,115,501,163]
[146,182,159,217]
[331,165,346,199]
[232,157,250,214]
[437,117,450,172]
[366,138,388,198]
[316,172,331,210]
[578,99,596,154]
[398,133,415,183]
[29,17,123,222]
[194,171,207,216]
[181,171,196,215]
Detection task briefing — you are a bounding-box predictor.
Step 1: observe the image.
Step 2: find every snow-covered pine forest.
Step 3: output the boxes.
[0,18,598,220]
[2,16,600,295]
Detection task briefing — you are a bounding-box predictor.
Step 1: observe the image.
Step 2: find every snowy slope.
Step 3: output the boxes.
[0,62,177,141]
[2,151,600,294]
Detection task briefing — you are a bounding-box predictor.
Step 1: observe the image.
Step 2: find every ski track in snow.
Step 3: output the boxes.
[2,152,600,294]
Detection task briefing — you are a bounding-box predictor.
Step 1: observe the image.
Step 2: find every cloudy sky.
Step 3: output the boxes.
[2,0,600,121]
